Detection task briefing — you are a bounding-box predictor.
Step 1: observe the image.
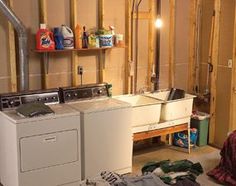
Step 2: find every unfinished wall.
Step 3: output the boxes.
[214,0,234,147]
[159,0,170,89]
[0,0,127,95]
[174,0,190,90]
[199,0,235,147]
[0,6,12,92]
[199,0,214,94]
[0,0,190,95]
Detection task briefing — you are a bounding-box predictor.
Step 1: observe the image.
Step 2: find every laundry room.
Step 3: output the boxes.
[0,0,236,186]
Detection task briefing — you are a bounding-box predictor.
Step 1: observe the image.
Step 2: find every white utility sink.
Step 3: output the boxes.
[114,95,163,127]
[145,91,196,121]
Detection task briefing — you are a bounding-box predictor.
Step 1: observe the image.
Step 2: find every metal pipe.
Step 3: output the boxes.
[134,0,143,94]
[0,0,29,91]
[154,0,161,91]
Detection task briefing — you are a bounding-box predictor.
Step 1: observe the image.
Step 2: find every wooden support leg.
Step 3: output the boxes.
[188,123,191,154]
[168,133,172,145]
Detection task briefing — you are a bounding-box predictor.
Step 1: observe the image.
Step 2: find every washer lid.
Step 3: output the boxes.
[0,104,80,124]
[67,98,131,113]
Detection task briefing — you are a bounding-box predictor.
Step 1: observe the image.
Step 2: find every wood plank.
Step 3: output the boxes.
[188,0,199,93]
[70,0,80,86]
[168,0,175,88]
[229,1,236,132]
[7,0,17,92]
[98,0,104,29]
[38,0,49,89]
[133,123,188,141]
[147,0,155,90]
[133,12,151,19]
[125,0,131,93]
[98,0,104,83]
[209,0,221,144]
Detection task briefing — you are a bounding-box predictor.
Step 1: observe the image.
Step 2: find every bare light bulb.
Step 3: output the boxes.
[155,17,163,28]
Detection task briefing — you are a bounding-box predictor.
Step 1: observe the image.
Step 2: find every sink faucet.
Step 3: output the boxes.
[138,87,148,94]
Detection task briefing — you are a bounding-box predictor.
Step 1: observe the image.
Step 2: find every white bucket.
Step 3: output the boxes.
[99,34,113,48]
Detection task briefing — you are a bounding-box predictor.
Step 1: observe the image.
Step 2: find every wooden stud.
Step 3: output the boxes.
[147,0,155,90]
[209,0,221,144]
[229,1,236,131]
[6,0,17,92]
[98,0,104,29]
[98,0,104,83]
[169,0,175,88]
[133,12,151,19]
[70,0,80,86]
[39,0,49,89]
[125,0,131,93]
[39,0,47,24]
[188,0,198,93]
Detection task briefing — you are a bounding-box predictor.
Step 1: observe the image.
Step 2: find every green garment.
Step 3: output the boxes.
[141,159,203,185]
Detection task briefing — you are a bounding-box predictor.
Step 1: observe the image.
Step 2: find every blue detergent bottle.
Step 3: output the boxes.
[53,27,64,50]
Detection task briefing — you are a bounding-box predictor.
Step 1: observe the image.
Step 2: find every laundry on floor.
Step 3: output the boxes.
[79,171,167,186]
[207,130,236,186]
[142,159,203,185]
[79,159,203,186]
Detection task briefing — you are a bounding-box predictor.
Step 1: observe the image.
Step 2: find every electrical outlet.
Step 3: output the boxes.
[78,66,83,75]
[228,59,233,68]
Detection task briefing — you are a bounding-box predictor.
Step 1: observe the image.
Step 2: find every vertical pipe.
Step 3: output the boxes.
[0,0,29,91]
[134,0,143,94]
[154,0,161,90]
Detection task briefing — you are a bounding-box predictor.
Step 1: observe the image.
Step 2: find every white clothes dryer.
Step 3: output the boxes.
[60,84,133,179]
[0,89,81,186]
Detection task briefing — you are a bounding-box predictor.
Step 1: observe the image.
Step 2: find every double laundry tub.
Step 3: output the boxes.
[114,90,195,130]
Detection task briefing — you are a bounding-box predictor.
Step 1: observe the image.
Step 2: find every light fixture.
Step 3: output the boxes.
[155,16,163,29]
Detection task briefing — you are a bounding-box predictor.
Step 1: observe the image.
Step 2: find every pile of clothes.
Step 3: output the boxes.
[80,159,203,186]
[79,171,167,186]
[142,159,203,185]
[207,130,236,185]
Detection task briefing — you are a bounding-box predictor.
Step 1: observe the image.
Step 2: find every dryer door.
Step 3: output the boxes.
[20,129,78,172]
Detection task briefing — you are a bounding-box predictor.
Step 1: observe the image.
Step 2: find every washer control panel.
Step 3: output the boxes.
[60,83,108,103]
[0,89,59,111]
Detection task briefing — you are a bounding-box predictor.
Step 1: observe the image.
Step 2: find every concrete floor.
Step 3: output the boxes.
[132,142,223,185]
[0,144,223,186]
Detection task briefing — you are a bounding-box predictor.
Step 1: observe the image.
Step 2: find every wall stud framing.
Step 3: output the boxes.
[39,0,49,89]
[229,1,236,132]
[169,0,175,88]
[70,0,80,86]
[209,0,221,144]
[7,0,17,92]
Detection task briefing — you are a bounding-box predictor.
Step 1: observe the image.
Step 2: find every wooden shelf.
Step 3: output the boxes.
[34,46,125,53]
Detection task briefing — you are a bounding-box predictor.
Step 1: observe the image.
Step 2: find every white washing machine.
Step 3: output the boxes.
[0,89,81,186]
[60,84,133,179]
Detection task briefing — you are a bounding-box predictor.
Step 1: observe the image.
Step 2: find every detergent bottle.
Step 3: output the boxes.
[36,23,55,50]
[75,24,82,49]
[61,25,74,49]
[53,27,64,50]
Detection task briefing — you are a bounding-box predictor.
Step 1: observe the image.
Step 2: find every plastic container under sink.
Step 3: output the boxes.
[114,95,163,127]
[145,91,196,121]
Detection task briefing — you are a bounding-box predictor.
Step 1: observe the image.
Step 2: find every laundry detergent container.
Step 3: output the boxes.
[145,91,195,121]
[114,95,163,127]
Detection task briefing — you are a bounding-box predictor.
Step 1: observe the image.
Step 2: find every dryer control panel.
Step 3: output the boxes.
[60,83,109,103]
[0,89,60,111]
